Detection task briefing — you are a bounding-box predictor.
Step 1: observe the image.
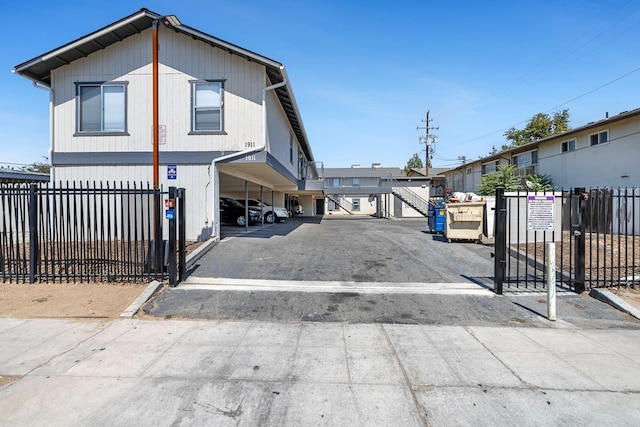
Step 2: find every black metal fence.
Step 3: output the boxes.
[494,187,639,294]
[0,182,186,284]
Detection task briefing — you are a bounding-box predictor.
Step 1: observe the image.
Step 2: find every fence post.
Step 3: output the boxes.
[177,188,186,283]
[28,184,38,284]
[546,242,556,321]
[573,188,586,293]
[154,189,163,275]
[167,186,177,286]
[494,186,506,295]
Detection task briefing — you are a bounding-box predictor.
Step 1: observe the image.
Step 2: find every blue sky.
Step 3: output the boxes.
[1,0,639,170]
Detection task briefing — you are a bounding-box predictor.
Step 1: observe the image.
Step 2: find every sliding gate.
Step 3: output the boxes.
[493,187,639,294]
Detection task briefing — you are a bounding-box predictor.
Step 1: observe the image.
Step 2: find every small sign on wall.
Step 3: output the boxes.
[167,164,177,180]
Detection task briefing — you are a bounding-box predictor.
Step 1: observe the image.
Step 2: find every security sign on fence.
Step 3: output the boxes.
[527,195,555,231]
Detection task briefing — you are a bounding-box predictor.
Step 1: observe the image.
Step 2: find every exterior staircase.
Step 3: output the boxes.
[391,185,429,217]
[326,195,354,215]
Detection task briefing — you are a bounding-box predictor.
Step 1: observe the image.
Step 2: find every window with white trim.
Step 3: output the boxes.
[589,130,608,146]
[191,80,223,133]
[561,139,576,153]
[352,198,360,211]
[511,150,538,176]
[481,161,499,176]
[76,82,127,134]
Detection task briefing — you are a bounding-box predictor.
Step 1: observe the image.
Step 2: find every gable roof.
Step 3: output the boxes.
[13,8,313,162]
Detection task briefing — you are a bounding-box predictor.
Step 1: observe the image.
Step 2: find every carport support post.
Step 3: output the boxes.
[494,186,506,295]
[260,185,264,226]
[245,181,249,232]
[546,242,556,321]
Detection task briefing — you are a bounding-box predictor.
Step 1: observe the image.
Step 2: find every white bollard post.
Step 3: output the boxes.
[546,242,556,321]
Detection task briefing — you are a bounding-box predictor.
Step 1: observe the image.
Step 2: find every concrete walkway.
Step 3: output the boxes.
[2,317,640,426]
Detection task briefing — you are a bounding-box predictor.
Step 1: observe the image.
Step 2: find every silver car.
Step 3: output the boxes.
[235,198,289,223]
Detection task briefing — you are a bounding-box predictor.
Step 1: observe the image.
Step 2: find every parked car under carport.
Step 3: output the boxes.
[234,198,289,223]
[220,197,261,226]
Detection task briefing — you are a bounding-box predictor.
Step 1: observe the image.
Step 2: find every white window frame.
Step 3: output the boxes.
[190,80,224,134]
[512,150,538,177]
[481,161,499,176]
[561,138,576,153]
[352,198,361,211]
[75,81,128,135]
[589,130,609,146]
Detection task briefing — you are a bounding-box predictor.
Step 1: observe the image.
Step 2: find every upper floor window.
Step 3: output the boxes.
[561,139,576,153]
[352,177,360,187]
[481,161,499,176]
[512,150,538,177]
[191,80,224,133]
[466,167,472,175]
[290,134,294,164]
[512,150,537,168]
[76,82,127,134]
[590,130,608,146]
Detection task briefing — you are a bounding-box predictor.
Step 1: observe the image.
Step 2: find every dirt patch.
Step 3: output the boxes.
[0,282,148,319]
[0,376,21,387]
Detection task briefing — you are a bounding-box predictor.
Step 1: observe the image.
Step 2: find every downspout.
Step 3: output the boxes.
[209,71,287,238]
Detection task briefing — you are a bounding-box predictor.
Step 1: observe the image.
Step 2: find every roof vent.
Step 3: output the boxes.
[371,163,382,169]
[351,164,360,168]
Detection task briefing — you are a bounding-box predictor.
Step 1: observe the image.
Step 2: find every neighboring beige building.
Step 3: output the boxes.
[14,8,320,241]
[442,108,640,193]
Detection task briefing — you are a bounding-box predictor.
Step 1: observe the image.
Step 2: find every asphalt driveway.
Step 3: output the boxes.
[191,216,494,285]
[143,217,640,327]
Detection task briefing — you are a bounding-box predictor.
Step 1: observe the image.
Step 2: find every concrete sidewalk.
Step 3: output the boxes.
[2,317,640,426]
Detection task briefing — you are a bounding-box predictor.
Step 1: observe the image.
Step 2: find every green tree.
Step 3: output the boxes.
[20,161,50,174]
[478,164,522,195]
[403,153,424,175]
[504,109,570,147]
[524,174,554,192]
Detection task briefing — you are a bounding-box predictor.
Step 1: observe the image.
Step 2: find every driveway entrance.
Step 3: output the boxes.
[198,216,494,285]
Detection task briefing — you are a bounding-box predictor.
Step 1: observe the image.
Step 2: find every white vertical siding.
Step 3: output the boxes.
[266,89,300,177]
[54,164,213,241]
[51,28,266,155]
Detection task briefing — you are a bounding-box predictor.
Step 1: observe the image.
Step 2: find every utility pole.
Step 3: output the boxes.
[417,111,438,177]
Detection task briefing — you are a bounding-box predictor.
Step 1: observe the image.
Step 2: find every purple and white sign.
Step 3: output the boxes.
[527,195,555,231]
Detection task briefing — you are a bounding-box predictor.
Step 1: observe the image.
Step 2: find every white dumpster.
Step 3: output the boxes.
[444,201,485,243]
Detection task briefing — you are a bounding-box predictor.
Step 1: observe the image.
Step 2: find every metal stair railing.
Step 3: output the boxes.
[326,195,354,215]
[389,179,429,217]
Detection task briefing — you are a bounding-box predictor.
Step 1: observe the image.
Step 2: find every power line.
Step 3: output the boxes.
[448,64,640,148]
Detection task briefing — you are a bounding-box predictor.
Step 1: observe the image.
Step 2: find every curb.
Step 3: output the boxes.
[119,237,219,318]
[590,288,640,320]
[185,237,219,271]
[120,280,164,318]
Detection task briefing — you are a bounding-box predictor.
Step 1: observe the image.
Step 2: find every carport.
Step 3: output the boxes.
[215,156,324,235]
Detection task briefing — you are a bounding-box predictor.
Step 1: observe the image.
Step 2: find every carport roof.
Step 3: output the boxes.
[13,8,314,162]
